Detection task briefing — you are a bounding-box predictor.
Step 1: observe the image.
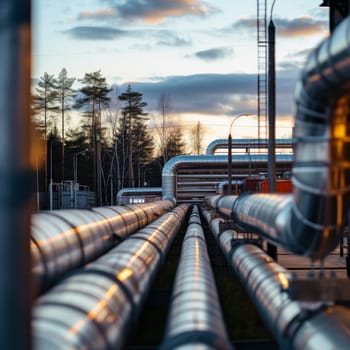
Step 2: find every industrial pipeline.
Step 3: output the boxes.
[204,16,350,260]
[31,200,173,294]
[160,206,232,350]
[205,138,293,155]
[32,204,189,350]
[202,208,350,350]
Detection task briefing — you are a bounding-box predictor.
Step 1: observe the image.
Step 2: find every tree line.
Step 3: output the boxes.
[32,68,205,206]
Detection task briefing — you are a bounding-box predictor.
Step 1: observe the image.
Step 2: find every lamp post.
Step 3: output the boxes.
[49,138,61,210]
[73,150,86,208]
[228,114,254,194]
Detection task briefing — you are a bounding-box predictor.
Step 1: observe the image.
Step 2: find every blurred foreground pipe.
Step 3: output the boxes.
[33,205,189,350]
[0,1,32,349]
[31,200,174,294]
[203,209,350,350]
[161,206,232,350]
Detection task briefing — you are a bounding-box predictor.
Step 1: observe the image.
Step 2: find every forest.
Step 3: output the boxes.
[32,68,205,206]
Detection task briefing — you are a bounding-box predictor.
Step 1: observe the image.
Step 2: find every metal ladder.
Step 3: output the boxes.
[257,0,268,140]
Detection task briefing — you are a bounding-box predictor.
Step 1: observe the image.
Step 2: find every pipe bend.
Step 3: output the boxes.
[290,17,350,257]
[211,18,350,259]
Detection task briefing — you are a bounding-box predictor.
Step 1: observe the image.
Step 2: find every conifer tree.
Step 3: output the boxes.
[53,68,76,181]
[76,70,111,205]
[117,85,151,187]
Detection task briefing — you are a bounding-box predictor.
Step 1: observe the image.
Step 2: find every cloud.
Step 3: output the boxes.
[232,17,256,31]
[274,16,327,37]
[78,8,118,20]
[232,16,327,38]
[157,35,191,47]
[116,70,299,117]
[63,26,128,40]
[193,47,234,62]
[79,0,219,24]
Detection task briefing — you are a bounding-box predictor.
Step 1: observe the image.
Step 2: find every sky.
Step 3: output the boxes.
[32,0,329,149]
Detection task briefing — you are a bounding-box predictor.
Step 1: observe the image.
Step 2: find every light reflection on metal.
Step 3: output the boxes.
[205,138,294,155]
[203,208,350,350]
[33,205,189,350]
[161,206,232,350]
[31,200,174,294]
[204,16,350,259]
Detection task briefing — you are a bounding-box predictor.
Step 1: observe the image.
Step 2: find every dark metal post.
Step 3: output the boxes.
[268,19,276,193]
[267,19,277,261]
[0,0,32,348]
[228,133,232,194]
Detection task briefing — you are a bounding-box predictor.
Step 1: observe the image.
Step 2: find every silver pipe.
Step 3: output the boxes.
[203,209,350,350]
[207,17,350,259]
[32,205,189,350]
[161,206,232,350]
[0,1,32,348]
[205,138,293,155]
[31,200,174,294]
[162,154,293,203]
[116,187,162,205]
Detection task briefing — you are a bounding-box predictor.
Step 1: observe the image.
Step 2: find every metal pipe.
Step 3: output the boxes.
[31,200,174,294]
[160,206,232,350]
[203,208,350,350]
[205,138,293,155]
[32,205,189,350]
[162,154,293,203]
[116,187,162,205]
[206,16,350,259]
[0,1,32,349]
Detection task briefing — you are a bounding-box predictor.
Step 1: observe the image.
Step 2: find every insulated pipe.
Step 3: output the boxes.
[116,187,162,205]
[205,138,293,155]
[203,209,350,350]
[160,206,232,350]
[162,154,293,202]
[31,200,173,294]
[32,204,189,350]
[207,17,350,259]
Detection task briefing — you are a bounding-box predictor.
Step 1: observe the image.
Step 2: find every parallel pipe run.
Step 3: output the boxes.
[32,204,189,350]
[31,200,174,294]
[205,138,293,155]
[203,208,350,350]
[160,206,232,350]
[162,154,293,202]
[205,17,350,260]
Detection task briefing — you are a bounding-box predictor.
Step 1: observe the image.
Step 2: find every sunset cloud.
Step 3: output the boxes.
[232,15,327,38]
[274,16,327,37]
[122,70,298,117]
[77,0,219,24]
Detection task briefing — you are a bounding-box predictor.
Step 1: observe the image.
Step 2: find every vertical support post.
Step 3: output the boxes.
[96,134,102,206]
[0,0,32,349]
[267,19,277,261]
[228,133,232,194]
[268,19,276,193]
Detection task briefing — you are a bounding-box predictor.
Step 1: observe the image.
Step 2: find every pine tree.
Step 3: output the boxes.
[118,85,149,187]
[53,68,76,182]
[32,72,58,190]
[76,70,111,205]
